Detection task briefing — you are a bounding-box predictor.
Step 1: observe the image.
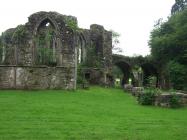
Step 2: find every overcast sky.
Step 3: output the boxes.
[0,0,175,56]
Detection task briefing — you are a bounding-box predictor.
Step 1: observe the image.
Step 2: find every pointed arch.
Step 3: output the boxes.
[34,17,59,36]
[33,17,60,66]
[77,33,87,64]
[114,61,135,86]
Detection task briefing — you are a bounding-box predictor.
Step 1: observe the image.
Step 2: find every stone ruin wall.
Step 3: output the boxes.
[79,25,113,86]
[0,66,75,89]
[0,11,113,89]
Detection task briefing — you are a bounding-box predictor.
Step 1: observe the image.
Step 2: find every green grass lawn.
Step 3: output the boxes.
[0,87,187,140]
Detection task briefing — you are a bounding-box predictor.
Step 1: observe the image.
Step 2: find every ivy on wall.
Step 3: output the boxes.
[64,17,78,32]
[35,23,56,66]
[12,25,27,44]
[81,45,102,68]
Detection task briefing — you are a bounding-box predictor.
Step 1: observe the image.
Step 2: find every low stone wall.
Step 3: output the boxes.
[154,93,187,107]
[182,94,187,105]
[0,66,76,89]
[124,84,133,92]
[131,87,144,97]
[124,85,144,97]
[124,85,187,108]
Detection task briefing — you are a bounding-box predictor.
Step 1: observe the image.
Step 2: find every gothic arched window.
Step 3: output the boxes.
[35,18,57,66]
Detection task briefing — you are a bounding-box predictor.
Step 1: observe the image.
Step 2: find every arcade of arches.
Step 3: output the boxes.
[112,55,163,88]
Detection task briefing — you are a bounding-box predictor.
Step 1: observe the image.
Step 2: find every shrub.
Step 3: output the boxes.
[77,67,89,89]
[167,61,187,90]
[147,76,157,87]
[169,94,181,108]
[138,89,156,105]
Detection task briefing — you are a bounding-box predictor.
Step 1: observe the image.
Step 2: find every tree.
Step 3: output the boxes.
[149,8,187,90]
[0,35,2,63]
[167,61,187,90]
[171,0,187,15]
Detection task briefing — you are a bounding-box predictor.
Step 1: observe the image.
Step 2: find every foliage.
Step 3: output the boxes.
[171,0,187,15]
[1,29,15,44]
[138,89,156,105]
[36,47,55,66]
[150,9,187,64]
[167,61,187,90]
[12,25,27,43]
[64,17,78,32]
[0,36,2,46]
[112,65,123,79]
[146,76,157,87]
[35,24,56,66]
[81,79,89,89]
[169,93,181,108]
[149,8,187,90]
[82,45,102,68]
[0,30,16,64]
[0,36,2,62]
[77,65,89,89]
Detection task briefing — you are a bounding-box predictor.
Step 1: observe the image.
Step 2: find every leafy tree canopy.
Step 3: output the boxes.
[171,0,187,15]
[149,8,187,90]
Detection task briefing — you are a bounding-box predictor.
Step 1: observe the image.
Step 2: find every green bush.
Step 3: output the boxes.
[77,78,89,89]
[147,76,157,87]
[0,45,2,63]
[167,61,187,90]
[169,94,181,108]
[77,67,89,89]
[138,89,156,105]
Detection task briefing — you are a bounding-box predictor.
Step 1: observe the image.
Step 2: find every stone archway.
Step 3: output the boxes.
[114,61,135,86]
[34,17,59,34]
[112,54,159,88]
[141,63,158,87]
[77,33,87,64]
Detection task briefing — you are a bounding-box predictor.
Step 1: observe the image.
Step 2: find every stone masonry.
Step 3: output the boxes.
[0,11,112,89]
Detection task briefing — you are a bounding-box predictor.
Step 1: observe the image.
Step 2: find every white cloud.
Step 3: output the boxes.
[0,0,175,56]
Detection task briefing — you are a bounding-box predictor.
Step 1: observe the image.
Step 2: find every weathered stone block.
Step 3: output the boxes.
[124,84,133,92]
[132,87,144,96]
[154,92,184,108]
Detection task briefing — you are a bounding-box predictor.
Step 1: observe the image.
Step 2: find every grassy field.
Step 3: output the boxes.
[0,87,187,140]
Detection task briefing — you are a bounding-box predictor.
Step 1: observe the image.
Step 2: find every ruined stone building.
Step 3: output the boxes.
[0,11,112,89]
